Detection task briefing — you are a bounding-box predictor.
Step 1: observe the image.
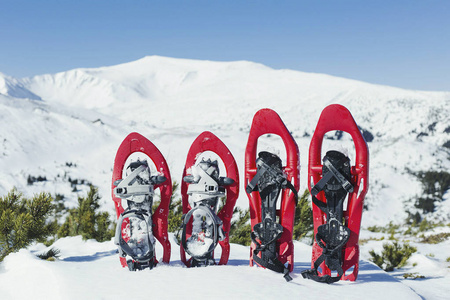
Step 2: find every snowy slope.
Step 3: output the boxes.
[0,56,449,299]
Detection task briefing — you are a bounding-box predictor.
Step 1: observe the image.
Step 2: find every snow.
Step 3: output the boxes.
[0,56,449,299]
[0,236,423,300]
[186,236,214,257]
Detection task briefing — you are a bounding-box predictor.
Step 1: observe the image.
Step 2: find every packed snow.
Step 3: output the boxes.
[0,56,449,299]
[0,235,426,300]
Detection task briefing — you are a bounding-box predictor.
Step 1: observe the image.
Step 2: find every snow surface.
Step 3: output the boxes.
[0,235,424,300]
[0,56,449,299]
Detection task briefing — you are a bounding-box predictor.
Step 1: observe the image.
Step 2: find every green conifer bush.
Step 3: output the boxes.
[293,189,314,242]
[0,189,57,262]
[229,207,252,246]
[369,241,417,272]
[57,186,114,242]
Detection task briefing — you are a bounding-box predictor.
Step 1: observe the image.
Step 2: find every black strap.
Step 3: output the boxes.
[246,164,268,194]
[301,253,342,284]
[253,250,293,282]
[127,259,155,271]
[246,164,298,206]
[251,232,292,282]
[323,157,353,193]
[311,155,351,196]
[303,152,353,284]
[312,195,328,213]
[283,180,299,207]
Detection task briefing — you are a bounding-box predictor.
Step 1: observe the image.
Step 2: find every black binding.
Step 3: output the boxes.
[301,150,352,283]
[247,151,298,282]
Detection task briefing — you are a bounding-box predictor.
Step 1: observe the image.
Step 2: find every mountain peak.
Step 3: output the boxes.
[0,72,41,100]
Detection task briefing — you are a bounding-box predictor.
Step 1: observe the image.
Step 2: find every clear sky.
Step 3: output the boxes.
[1,0,449,91]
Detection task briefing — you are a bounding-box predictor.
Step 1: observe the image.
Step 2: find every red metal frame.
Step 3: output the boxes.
[308,104,369,281]
[245,108,300,272]
[180,131,239,267]
[111,132,172,267]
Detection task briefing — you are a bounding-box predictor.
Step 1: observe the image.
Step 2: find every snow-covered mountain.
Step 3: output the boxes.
[0,56,449,299]
[2,55,449,223]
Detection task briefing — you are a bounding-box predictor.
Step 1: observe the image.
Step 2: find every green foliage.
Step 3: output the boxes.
[418,218,433,232]
[369,241,417,272]
[367,225,383,232]
[57,186,114,242]
[359,236,385,245]
[405,211,422,226]
[293,189,314,243]
[0,189,57,262]
[36,248,60,261]
[404,217,445,236]
[367,221,400,238]
[166,198,184,233]
[403,272,425,279]
[53,194,67,218]
[229,207,251,246]
[414,170,450,214]
[167,182,184,233]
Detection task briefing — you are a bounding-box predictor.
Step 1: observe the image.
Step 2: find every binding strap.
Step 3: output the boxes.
[246,152,298,205]
[181,204,224,263]
[114,164,153,201]
[302,151,352,283]
[246,152,297,282]
[114,209,155,271]
[251,219,293,282]
[311,155,353,196]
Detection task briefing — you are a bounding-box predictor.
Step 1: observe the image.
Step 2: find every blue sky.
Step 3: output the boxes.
[1,0,449,91]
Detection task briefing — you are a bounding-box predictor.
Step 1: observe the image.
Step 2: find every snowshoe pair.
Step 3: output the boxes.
[112,131,239,270]
[245,105,368,283]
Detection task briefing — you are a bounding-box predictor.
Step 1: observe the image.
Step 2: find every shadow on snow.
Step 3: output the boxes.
[62,250,117,262]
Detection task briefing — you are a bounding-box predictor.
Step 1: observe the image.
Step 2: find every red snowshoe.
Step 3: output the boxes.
[245,109,300,281]
[302,104,369,283]
[111,132,172,270]
[180,131,239,267]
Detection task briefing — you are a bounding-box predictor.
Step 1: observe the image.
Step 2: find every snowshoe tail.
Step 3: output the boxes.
[305,104,369,282]
[180,131,239,267]
[112,132,172,269]
[245,109,299,281]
